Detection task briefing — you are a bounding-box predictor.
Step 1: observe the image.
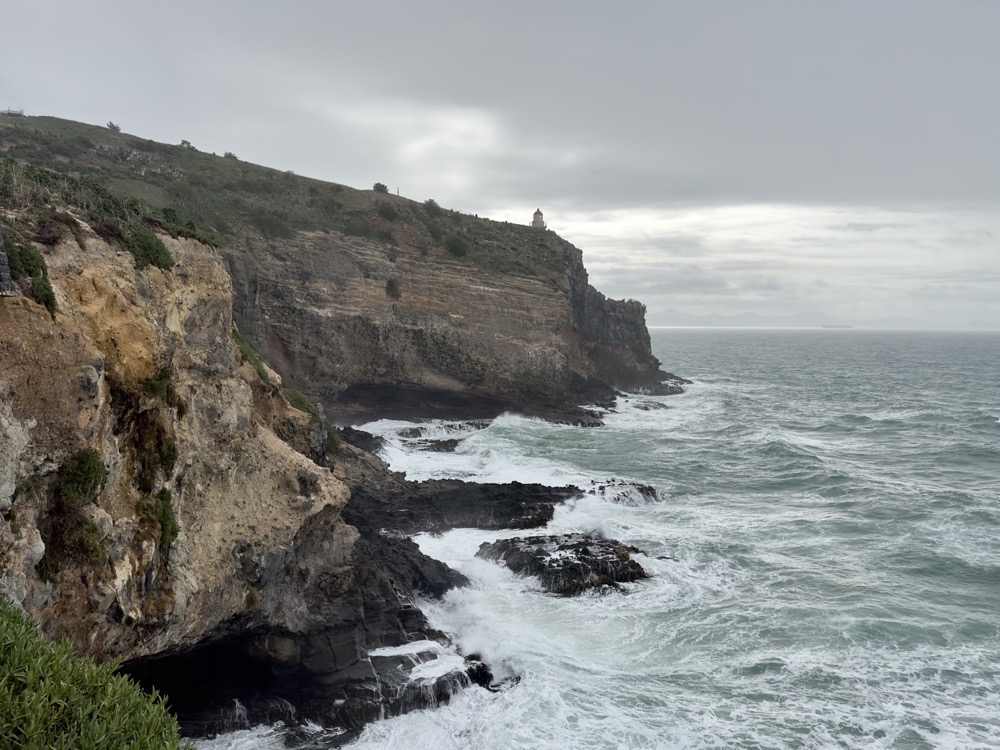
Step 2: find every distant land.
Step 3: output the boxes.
[651,309,998,331]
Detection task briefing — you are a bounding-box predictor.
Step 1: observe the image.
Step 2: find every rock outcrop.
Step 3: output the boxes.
[223,217,684,425]
[477,534,649,595]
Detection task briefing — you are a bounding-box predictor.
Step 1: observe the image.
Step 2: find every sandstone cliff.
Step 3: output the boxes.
[0,229,353,659]
[224,205,680,424]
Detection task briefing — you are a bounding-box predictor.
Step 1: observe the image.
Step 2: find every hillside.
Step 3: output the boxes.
[0,115,681,423]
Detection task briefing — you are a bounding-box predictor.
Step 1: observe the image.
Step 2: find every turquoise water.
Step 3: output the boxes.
[201,329,1000,749]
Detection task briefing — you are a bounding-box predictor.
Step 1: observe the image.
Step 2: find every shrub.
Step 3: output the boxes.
[425,222,443,242]
[30,275,56,317]
[107,121,121,132]
[445,235,468,257]
[324,422,342,452]
[376,202,398,221]
[385,278,401,299]
[139,367,171,398]
[0,598,191,749]
[250,212,293,239]
[423,198,443,218]
[126,225,174,270]
[7,241,46,279]
[56,449,105,509]
[341,217,374,239]
[373,182,388,193]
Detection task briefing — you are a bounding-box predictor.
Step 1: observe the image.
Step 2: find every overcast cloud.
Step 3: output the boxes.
[3,1,998,327]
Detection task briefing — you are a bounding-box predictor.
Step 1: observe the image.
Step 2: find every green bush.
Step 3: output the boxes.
[376,202,398,221]
[385,278,401,299]
[341,217,374,239]
[373,182,388,193]
[7,241,46,279]
[425,222,443,243]
[30,275,57,317]
[139,367,172,398]
[56,449,105,509]
[423,198,443,218]
[250,212,293,239]
[445,235,468,257]
[126,226,174,270]
[0,598,190,750]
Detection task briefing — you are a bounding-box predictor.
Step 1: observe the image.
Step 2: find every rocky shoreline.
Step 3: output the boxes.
[115,417,663,743]
[0,166,684,746]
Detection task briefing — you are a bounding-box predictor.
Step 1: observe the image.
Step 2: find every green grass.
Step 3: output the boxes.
[0,158,178,270]
[232,327,271,385]
[283,388,319,417]
[0,115,567,278]
[0,598,191,749]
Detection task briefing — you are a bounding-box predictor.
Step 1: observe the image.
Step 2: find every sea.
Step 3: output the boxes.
[198,328,1000,750]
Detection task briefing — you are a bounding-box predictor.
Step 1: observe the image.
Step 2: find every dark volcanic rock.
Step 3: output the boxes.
[412,437,462,452]
[586,478,660,505]
[339,426,386,454]
[476,533,649,595]
[120,506,475,738]
[344,480,580,536]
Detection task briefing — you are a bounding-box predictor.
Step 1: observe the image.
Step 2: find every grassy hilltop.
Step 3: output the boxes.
[0,115,559,277]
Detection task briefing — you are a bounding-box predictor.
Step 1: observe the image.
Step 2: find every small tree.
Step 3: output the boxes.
[180,139,195,149]
[107,121,121,132]
[424,198,443,218]
[373,182,388,193]
[445,235,468,257]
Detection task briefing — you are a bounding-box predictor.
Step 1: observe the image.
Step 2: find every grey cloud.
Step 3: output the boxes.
[4,1,999,327]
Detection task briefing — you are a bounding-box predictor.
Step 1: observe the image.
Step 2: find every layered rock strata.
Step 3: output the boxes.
[223,222,685,425]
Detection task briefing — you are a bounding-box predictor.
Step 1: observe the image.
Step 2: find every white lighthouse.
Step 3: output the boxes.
[531,208,546,229]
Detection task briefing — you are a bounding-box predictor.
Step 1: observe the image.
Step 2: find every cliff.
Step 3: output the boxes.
[0,117,687,737]
[1,116,683,425]
[223,204,680,425]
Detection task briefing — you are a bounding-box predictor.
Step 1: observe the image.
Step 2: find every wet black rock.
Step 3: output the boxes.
[338,426,385,454]
[344,480,580,536]
[587,478,660,505]
[412,437,462,452]
[476,533,649,595]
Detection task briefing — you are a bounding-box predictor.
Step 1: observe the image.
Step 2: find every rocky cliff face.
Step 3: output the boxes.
[0,230,355,661]
[1,175,685,736]
[223,213,680,425]
[0,218,566,735]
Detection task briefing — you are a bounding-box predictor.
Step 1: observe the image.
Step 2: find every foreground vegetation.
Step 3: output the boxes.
[0,598,190,749]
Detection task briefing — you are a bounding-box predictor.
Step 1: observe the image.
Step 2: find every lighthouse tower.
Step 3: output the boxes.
[531,208,546,229]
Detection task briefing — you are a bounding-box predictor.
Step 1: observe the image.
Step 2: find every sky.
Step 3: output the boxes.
[3,1,998,328]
